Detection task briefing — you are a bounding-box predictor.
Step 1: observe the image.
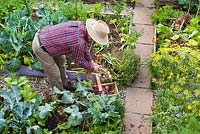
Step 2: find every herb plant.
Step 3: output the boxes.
[150,5,185,25]
[57,0,89,22]
[150,47,200,133]
[0,0,36,23]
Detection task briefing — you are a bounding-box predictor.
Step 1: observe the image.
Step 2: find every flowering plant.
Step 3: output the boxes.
[150,46,200,132]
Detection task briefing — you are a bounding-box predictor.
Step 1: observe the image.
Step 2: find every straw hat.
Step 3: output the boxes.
[86,18,110,45]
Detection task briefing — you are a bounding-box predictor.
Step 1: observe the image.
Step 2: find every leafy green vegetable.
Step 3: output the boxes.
[31,60,43,71]
[57,0,88,22]
[36,6,68,28]
[53,87,75,104]
[0,0,36,23]
[0,53,7,70]
[103,48,140,87]
[0,6,68,72]
[21,85,37,102]
[64,105,83,127]
[0,86,42,133]
[38,103,54,119]
[0,8,36,53]
[5,57,21,73]
[150,5,184,25]
[61,91,74,104]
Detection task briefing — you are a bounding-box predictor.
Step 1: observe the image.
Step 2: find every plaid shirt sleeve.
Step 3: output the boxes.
[84,44,93,62]
[70,44,94,71]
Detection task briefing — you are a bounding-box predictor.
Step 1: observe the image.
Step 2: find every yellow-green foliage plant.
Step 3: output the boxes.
[150,46,200,133]
[0,0,36,23]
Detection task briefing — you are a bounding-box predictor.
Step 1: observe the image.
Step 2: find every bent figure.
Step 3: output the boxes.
[32,18,110,90]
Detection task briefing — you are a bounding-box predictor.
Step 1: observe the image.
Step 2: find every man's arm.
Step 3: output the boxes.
[70,44,94,70]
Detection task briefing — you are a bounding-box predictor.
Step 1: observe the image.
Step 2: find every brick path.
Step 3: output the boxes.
[124,0,154,134]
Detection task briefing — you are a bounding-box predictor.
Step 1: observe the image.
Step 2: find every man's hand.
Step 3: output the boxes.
[90,60,99,73]
[93,64,99,73]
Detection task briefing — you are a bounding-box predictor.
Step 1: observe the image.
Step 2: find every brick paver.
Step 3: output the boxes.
[125,88,153,115]
[124,113,151,134]
[133,7,154,25]
[124,0,154,133]
[134,44,154,64]
[135,24,154,45]
[132,65,151,89]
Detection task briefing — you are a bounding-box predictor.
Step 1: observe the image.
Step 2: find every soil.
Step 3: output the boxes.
[0,74,53,102]
[45,110,66,131]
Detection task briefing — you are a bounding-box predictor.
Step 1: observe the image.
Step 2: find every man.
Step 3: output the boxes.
[32,18,110,90]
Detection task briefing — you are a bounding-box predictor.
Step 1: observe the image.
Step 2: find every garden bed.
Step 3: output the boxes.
[0,0,141,133]
[150,5,200,133]
[0,4,140,87]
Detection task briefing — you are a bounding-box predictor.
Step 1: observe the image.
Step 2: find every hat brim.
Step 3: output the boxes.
[86,19,109,45]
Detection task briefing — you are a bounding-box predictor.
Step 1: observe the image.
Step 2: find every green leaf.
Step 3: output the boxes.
[64,105,79,114]
[76,79,89,96]
[3,77,12,86]
[64,105,83,127]
[194,90,200,97]
[20,85,36,102]
[171,35,180,40]
[10,86,21,102]
[9,33,22,52]
[53,87,64,94]
[67,114,83,127]
[6,57,21,73]
[57,122,70,130]
[0,86,21,109]
[38,103,54,119]
[0,32,7,44]
[13,102,33,120]
[188,30,198,39]
[0,110,4,118]
[31,60,43,71]
[61,91,74,104]
[26,125,42,134]
[0,110,5,127]
[18,76,29,87]
[0,119,6,128]
[23,55,33,66]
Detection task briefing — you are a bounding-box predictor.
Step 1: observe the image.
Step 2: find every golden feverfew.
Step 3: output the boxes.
[194,90,200,97]
[187,104,192,110]
[179,77,186,85]
[186,39,198,47]
[152,78,157,83]
[172,85,182,93]
[168,72,173,79]
[183,90,189,95]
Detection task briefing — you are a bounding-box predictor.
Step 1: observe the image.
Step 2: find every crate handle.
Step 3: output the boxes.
[95,73,102,92]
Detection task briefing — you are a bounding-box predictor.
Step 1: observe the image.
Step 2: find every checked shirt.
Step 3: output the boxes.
[39,21,93,70]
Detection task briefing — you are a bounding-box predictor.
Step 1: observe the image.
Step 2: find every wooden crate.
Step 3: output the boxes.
[93,82,119,96]
[101,82,119,96]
